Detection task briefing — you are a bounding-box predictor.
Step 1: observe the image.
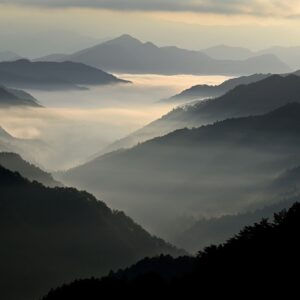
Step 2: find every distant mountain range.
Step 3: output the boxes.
[0,165,182,300]
[164,73,271,103]
[166,68,300,104]
[0,59,128,90]
[0,152,61,187]
[61,103,300,239]
[202,44,300,70]
[0,85,41,107]
[202,45,255,60]
[36,34,290,76]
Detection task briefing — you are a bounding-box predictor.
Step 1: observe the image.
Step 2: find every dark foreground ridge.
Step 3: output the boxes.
[42,201,300,298]
[0,166,182,300]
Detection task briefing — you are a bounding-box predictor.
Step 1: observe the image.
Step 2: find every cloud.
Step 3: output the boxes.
[0,0,298,18]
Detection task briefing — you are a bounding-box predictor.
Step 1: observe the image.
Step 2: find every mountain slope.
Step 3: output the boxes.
[34,53,68,62]
[0,85,41,107]
[0,59,128,90]
[42,201,300,299]
[0,166,182,300]
[0,152,61,187]
[165,73,271,103]
[202,44,300,69]
[258,45,300,69]
[264,165,300,200]
[202,45,255,60]
[174,197,297,253]
[61,34,290,75]
[62,103,300,239]
[99,74,300,155]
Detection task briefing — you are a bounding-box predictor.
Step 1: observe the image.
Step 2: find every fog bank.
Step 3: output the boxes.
[0,74,230,170]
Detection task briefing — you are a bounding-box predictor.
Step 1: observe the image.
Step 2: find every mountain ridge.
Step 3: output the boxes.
[0,59,128,90]
[97,74,300,156]
[62,103,300,239]
[47,34,290,76]
[0,84,41,107]
[41,201,300,299]
[0,165,183,300]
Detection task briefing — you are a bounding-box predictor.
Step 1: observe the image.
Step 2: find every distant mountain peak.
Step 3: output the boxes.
[105,34,142,46]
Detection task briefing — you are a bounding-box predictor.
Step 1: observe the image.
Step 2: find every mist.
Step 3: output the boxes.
[0,74,229,170]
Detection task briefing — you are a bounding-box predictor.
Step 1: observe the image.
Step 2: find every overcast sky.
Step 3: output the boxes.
[0,0,300,57]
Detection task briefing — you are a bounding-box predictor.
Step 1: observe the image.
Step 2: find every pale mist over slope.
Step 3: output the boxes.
[0,74,229,170]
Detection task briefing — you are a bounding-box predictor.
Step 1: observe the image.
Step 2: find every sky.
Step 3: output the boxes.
[0,0,300,56]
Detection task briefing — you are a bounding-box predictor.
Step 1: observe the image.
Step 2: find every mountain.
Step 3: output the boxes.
[264,165,300,200]
[0,166,182,300]
[57,34,290,75]
[165,73,271,103]
[61,103,300,239]
[0,152,61,187]
[99,74,300,155]
[0,51,21,62]
[34,53,68,62]
[42,202,300,299]
[202,45,255,60]
[258,46,300,69]
[201,44,300,70]
[0,59,128,90]
[0,85,41,107]
[0,127,12,152]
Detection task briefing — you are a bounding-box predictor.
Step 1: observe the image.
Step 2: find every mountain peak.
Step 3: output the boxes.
[105,34,142,46]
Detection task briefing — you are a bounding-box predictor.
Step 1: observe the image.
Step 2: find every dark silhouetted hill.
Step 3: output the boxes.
[0,59,128,90]
[59,34,290,75]
[62,103,300,239]
[0,166,182,300]
[42,202,300,298]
